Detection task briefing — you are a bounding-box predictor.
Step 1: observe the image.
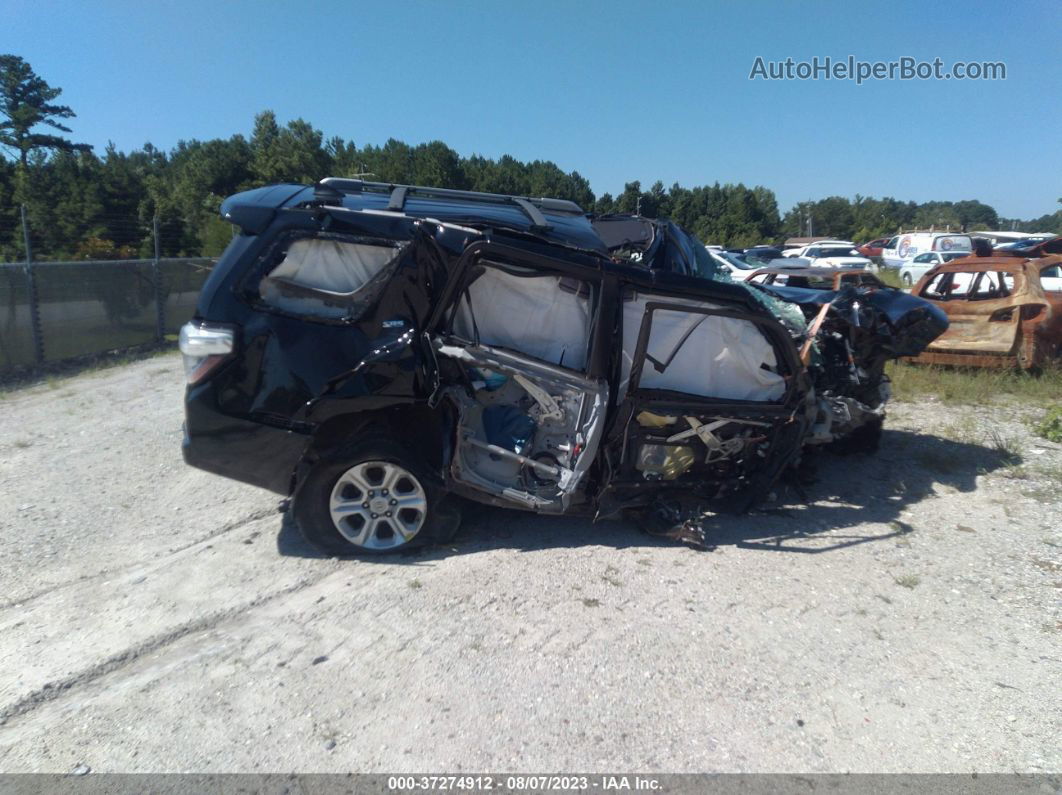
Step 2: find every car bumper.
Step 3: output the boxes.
[182,386,310,495]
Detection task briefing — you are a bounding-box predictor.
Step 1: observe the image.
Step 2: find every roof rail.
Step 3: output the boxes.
[314,177,585,230]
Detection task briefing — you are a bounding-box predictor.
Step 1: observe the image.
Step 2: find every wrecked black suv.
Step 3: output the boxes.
[181,179,947,553]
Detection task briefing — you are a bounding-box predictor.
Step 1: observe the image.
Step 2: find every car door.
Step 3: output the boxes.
[921,269,1024,356]
[911,253,934,280]
[594,280,808,517]
[427,241,610,513]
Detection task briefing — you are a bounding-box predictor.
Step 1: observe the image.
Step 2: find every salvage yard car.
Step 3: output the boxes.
[909,254,1062,369]
[181,180,947,554]
[747,267,886,291]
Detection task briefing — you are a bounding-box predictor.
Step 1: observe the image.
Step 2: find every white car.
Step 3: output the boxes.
[707,249,759,281]
[882,232,972,269]
[898,251,971,287]
[781,240,856,257]
[784,243,871,270]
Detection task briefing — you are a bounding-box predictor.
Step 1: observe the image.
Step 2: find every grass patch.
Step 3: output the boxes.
[888,361,1062,408]
[894,573,921,589]
[1032,405,1062,443]
[0,345,179,392]
[877,268,905,289]
[986,429,1023,463]
[408,578,423,590]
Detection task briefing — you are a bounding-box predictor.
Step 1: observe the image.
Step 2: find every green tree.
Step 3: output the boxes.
[0,55,91,167]
[250,111,329,184]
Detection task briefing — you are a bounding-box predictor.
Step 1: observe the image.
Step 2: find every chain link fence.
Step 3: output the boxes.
[0,203,224,376]
[0,257,215,375]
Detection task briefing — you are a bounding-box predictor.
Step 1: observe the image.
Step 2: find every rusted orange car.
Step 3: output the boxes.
[747,267,886,291]
[909,255,1062,369]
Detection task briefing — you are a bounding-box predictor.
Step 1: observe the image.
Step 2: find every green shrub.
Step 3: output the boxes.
[1034,405,1062,443]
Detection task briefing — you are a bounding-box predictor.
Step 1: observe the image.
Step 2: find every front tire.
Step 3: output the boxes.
[902,272,913,287]
[294,437,458,555]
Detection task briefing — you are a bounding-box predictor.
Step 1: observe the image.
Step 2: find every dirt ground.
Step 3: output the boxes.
[0,353,1058,773]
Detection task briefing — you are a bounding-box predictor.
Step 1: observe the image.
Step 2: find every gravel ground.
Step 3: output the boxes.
[0,352,1058,773]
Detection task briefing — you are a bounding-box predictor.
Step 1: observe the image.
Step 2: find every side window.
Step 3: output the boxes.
[619,291,786,402]
[948,272,974,298]
[922,272,969,300]
[886,237,898,249]
[749,274,768,284]
[921,273,946,298]
[450,263,592,371]
[258,236,406,320]
[805,247,820,257]
[969,271,1009,300]
[1040,264,1062,293]
[913,254,930,263]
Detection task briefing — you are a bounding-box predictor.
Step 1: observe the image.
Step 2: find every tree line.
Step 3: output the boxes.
[1,54,1059,262]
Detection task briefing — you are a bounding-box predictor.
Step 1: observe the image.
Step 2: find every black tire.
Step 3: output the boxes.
[902,273,913,287]
[293,436,460,556]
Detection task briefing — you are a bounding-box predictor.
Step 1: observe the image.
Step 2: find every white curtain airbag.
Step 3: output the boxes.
[453,269,590,370]
[265,238,399,293]
[619,295,785,402]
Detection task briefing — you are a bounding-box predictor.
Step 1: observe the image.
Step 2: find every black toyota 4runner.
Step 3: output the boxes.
[181,179,946,553]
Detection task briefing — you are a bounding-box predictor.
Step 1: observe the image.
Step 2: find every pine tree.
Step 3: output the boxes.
[0,55,91,167]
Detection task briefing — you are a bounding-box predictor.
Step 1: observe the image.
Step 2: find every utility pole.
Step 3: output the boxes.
[21,205,44,365]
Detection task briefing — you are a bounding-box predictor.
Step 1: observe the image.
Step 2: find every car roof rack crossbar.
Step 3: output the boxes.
[316,177,583,229]
[387,185,408,211]
[511,197,549,230]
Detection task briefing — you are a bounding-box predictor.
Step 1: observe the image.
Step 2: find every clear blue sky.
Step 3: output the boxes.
[4,0,1060,219]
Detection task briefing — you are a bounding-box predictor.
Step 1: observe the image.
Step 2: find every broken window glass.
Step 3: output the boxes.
[259,236,407,319]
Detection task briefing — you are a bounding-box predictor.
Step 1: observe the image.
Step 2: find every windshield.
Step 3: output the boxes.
[745,249,782,266]
[714,250,754,270]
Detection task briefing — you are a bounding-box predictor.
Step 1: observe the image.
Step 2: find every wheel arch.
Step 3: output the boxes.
[294,403,454,496]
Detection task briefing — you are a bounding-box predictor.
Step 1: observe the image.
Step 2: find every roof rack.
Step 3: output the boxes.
[314,177,585,231]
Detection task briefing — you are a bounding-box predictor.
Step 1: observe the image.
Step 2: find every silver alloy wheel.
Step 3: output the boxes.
[328,461,428,550]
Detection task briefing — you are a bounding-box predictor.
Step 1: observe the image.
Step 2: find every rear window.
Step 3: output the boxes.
[257,235,407,320]
[933,236,972,252]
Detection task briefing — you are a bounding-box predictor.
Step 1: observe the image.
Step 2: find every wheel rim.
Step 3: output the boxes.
[328,461,428,549]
